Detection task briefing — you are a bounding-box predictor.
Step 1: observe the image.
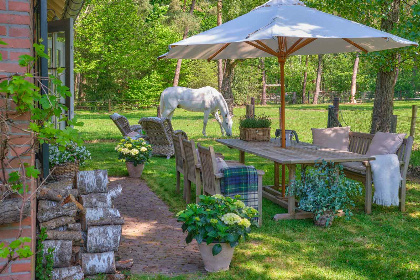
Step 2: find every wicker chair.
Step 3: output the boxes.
[139,117,187,159]
[172,133,188,195]
[197,143,264,226]
[110,113,143,139]
[182,138,202,204]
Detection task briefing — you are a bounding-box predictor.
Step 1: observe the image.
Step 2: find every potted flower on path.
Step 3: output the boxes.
[115,137,152,178]
[49,142,91,180]
[177,194,258,272]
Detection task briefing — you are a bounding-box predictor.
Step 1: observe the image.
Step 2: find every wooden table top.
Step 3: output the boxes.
[216,139,375,165]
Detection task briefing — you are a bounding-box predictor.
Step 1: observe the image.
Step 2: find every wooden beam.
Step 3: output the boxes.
[343,38,368,53]
[207,43,230,61]
[287,38,317,55]
[285,38,303,56]
[245,41,277,57]
[255,40,278,57]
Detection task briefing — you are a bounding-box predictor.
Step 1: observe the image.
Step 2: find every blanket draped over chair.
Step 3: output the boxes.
[220,166,259,216]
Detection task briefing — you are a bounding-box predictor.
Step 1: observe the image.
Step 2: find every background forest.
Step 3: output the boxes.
[74,0,419,108]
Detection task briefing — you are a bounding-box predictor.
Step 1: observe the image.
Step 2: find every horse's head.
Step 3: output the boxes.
[222,114,233,136]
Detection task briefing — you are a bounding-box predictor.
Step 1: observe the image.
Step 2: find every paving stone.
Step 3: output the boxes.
[110,177,205,275]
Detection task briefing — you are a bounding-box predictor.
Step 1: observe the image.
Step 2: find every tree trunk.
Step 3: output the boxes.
[86,225,122,253]
[393,53,401,87]
[51,266,84,280]
[302,55,309,104]
[77,170,108,195]
[371,0,401,133]
[350,53,360,103]
[261,58,267,105]
[81,251,116,276]
[172,0,197,86]
[221,59,238,115]
[412,56,417,95]
[0,198,30,225]
[313,54,323,104]
[217,0,223,92]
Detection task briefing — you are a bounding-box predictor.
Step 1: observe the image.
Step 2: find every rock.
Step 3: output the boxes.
[81,251,116,275]
[87,225,122,253]
[77,170,108,194]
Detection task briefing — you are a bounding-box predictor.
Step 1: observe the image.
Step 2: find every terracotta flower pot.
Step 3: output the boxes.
[125,162,144,178]
[198,243,235,272]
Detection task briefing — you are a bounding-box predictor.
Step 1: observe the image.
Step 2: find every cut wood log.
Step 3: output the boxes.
[87,225,122,253]
[81,193,112,208]
[40,216,75,230]
[82,251,116,275]
[62,194,85,213]
[45,179,74,191]
[0,198,30,225]
[77,170,108,194]
[37,201,78,223]
[116,259,134,270]
[108,184,122,199]
[68,223,82,231]
[43,240,72,268]
[46,230,83,242]
[37,187,62,201]
[71,246,82,266]
[51,266,84,280]
[82,208,124,231]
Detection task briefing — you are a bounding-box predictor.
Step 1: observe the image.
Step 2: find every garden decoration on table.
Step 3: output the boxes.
[288,161,362,227]
[239,114,272,141]
[115,137,152,178]
[49,142,91,180]
[177,194,258,272]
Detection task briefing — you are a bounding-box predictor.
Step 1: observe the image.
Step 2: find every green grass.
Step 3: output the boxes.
[77,102,420,280]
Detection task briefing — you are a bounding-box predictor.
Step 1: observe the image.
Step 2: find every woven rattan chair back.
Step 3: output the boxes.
[110,113,132,136]
[197,143,219,195]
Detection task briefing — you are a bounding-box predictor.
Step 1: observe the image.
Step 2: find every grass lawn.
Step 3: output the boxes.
[77,102,419,280]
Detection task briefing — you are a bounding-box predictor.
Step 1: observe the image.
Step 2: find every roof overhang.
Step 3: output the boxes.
[47,0,84,21]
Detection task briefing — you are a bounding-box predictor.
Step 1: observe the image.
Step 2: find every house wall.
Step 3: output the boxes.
[0,0,36,279]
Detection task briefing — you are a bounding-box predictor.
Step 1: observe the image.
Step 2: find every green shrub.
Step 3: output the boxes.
[239,115,272,128]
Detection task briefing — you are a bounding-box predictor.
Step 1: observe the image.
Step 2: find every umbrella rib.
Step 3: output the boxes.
[343,38,368,53]
[255,40,278,56]
[246,41,277,56]
[207,43,230,61]
[287,38,317,55]
[285,38,303,56]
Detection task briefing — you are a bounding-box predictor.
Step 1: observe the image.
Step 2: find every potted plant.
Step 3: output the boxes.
[115,137,152,178]
[288,161,362,227]
[176,194,258,272]
[239,115,272,141]
[49,142,91,180]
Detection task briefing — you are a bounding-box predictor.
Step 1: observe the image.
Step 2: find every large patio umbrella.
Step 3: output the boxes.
[159,0,417,190]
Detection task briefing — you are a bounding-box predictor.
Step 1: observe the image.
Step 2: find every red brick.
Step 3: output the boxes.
[0,38,31,49]
[11,262,31,273]
[0,228,32,240]
[8,27,30,38]
[0,26,6,36]
[8,145,31,157]
[3,217,32,228]
[9,50,30,61]
[0,273,32,280]
[0,0,6,10]
[0,62,27,74]
[4,157,33,168]
[0,15,31,25]
[0,50,7,60]
[8,2,31,13]
[8,136,32,146]
[8,111,30,121]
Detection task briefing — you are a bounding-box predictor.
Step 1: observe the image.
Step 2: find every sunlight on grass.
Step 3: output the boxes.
[78,102,419,280]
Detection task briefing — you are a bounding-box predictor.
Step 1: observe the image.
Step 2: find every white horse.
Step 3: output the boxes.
[160,86,233,136]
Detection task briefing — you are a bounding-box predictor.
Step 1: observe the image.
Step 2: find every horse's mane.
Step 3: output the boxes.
[211,87,229,117]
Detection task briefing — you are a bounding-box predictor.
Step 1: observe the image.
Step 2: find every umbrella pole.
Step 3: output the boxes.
[279,59,286,197]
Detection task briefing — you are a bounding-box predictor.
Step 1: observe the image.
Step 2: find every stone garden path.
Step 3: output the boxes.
[110,177,205,276]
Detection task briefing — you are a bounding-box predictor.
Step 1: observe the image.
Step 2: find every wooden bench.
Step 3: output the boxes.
[343,132,414,214]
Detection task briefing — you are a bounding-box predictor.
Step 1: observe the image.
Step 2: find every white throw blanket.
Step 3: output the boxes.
[370,154,402,206]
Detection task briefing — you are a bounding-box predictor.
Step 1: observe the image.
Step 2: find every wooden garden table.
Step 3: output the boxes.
[216,139,375,220]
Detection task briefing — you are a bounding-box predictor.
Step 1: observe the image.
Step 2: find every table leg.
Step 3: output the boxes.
[274,162,280,190]
[287,165,296,215]
[239,150,245,164]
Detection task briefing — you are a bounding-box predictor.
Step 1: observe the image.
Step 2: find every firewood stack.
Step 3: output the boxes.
[37,170,125,279]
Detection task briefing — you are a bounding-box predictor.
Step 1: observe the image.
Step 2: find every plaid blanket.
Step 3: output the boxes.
[220,166,259,214]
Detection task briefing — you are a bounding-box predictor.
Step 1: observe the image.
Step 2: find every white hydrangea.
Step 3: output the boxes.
[221,213,242,225]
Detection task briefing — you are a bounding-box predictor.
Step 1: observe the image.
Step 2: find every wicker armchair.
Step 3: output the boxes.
[139,117,187,159]
[197,143,264,226]
[110,113,143,139]
[172,133,188,195]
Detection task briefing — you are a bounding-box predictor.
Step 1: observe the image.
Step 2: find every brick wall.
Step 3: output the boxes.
[0,0,35,279]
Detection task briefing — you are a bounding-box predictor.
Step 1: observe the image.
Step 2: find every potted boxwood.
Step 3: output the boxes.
[239,115,272,141]
[49,142,91,180]
[177,194,258,272]
[288,161,362,227]
[115,137,152,178]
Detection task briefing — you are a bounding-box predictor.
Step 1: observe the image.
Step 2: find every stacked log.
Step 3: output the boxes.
[37,179,84,280]
[77,170,124,277]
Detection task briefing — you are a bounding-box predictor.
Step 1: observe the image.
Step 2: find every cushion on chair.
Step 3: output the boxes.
[216,158,228,173]
[341,161,366,174]
[366,132,406,156]
[312,127,350,151]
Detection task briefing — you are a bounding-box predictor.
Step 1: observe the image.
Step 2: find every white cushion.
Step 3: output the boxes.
[312,127,350,151]
[366,132,406,156]
[216,158,228,173]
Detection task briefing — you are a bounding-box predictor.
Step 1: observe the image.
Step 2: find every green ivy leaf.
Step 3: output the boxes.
[212,243,222,256]
[25,165,40,179]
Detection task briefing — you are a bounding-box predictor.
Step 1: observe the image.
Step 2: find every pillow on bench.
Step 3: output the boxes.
[366,132,406,156]
[312,126,350,151]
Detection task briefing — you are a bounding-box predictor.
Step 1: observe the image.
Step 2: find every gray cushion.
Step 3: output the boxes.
[312,127,350,151]
[341,161,366,174]
[216,158,228,173]
[366,132,406,156]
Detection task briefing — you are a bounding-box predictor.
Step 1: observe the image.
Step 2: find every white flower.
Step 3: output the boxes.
[221,213,241,225]
[131,149,139,155]
[140,147,147,152]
